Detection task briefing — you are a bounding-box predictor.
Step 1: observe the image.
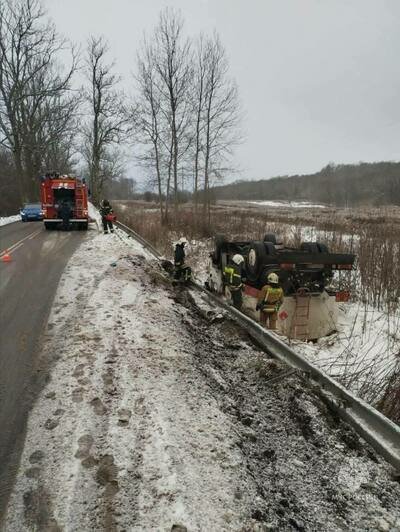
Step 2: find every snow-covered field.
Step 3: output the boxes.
[5,222,400,530]
[0,214,21,226]
[248,200,327,209]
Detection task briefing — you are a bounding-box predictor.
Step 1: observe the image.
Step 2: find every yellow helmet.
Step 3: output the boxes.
[267,272,279,284]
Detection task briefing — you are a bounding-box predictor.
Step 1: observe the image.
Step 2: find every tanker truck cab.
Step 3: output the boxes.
[40,173,89,230]
[206,233,356,341]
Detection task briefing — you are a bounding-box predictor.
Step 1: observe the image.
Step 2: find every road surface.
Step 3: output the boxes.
[0,221,86,519]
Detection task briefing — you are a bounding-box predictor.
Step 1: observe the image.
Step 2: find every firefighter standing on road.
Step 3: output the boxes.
[100,199,114,234]
[224,254,246,310]
[59,200,71,231]
[256,272,284,330]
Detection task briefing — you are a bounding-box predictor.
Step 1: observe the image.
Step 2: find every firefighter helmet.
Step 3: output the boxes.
[178,237,188,245]
[267,272,279,284]
[232,254,244,265]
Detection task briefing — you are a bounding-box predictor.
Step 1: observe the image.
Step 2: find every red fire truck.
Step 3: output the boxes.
[40,173,89,230]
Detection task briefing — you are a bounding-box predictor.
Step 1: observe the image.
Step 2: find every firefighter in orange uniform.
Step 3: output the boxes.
[256,272,284,330]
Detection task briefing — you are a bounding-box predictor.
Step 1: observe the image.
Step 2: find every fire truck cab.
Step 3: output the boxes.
[40,173,89,230]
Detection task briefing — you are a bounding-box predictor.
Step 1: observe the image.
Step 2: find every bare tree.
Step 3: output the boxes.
[133,11,241,224]
[83,36,128,204]
[200,33,241,220]
[134,39,166,222]
[192,34,207,215]
[0,0,77,201]
[152,8,192,216]
[134,9,193,222]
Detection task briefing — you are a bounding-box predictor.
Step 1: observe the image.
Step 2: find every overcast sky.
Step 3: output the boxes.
[45,0,400,181]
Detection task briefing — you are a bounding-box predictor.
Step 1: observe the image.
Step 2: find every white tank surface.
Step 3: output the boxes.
[207,261,339,341]
[241,290,338,340]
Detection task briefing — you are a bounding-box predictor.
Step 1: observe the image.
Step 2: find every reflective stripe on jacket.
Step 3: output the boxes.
[223,264,243,288]
[258,284,284,313]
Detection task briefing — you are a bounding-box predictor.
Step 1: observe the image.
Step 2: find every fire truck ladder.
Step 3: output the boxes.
[290,288,311,340]
[75,180,84,217]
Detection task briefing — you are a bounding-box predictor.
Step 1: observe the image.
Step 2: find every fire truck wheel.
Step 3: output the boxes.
[44,222,53,230]
[263,233,277,244]
[300,242,320,253]
[247,241,268,281]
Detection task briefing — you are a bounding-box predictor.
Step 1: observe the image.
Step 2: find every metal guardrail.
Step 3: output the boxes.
[116,221,162,258]
[116,221,400,471]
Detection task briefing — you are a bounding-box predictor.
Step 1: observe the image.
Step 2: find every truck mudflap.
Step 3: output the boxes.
[44,218,89,230]
[44,218,88,222]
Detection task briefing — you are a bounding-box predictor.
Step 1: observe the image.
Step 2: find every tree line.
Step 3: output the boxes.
[211,162,400,207]
[0,0,241,217]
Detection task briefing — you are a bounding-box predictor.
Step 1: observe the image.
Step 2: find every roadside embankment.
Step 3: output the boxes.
[4,228,400,531]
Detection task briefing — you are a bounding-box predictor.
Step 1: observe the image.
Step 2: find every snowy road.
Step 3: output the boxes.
[0,221,87,519]
[2,228,400,531]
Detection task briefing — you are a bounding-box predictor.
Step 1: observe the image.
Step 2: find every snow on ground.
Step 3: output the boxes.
[248,200,327,209]
[292,301,400,404]
[5,229,255,531]
[4,224,400,531]
[0,214,21,226]
[88,201,102,229]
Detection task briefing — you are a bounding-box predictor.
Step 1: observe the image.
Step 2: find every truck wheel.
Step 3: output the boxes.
[215,234,227,264]
[263,233,277,244]
[44,222,52,230]
[246,241,268,281]
[300,242,320,253]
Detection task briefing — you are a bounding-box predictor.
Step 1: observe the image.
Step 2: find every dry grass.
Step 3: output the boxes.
[114,200,400,312]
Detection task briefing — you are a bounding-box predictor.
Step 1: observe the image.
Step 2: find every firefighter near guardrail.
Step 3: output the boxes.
[99,199,116,234]
[222,254,246,310]
[174,237,192,282]
[256,272,284,330]
[206,233,356,340]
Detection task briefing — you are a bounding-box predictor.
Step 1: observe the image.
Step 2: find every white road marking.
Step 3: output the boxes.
[0,229,41,257]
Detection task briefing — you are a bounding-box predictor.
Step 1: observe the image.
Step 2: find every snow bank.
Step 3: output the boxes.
[5,228,254,531]
[0,214,21,226]
[88,201,102,229]
[290,301,400,404]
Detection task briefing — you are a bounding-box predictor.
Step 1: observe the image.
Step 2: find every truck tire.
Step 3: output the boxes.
[215,234,227,264]
[300,242,320,254]
[263,233,277,244]
[246,241,268,281]
[44,222,53,230]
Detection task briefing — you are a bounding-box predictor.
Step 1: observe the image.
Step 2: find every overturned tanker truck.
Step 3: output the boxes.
[206,233,356,340]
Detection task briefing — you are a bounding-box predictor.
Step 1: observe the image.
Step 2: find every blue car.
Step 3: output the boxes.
[20,203,44,222]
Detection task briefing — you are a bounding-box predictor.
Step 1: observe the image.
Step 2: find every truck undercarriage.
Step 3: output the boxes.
[207,233,355,340]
